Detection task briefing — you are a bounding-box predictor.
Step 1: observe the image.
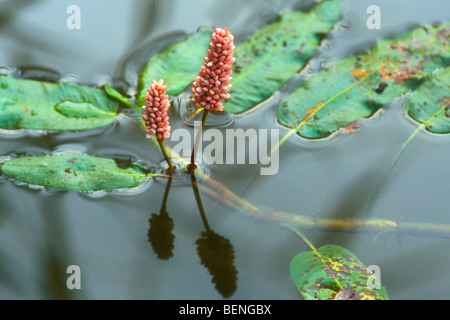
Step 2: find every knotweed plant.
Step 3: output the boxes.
[190,28,236,168]
[142,79,174,172]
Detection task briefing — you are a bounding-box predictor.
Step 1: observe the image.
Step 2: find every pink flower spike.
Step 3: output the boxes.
[191,28,235,112]
[142,80,171,142]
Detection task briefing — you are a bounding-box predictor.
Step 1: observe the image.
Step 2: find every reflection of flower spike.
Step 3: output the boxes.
[148,209,175,260]
[142,80,171,142]
[196,230,238,298]
[191,172,238,298]
[191,28,235,112]
[148,175,174,260]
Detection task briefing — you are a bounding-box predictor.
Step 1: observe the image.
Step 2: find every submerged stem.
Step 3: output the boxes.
[196,181,450,239]
[160,173,173,213]
[191,170,211,232]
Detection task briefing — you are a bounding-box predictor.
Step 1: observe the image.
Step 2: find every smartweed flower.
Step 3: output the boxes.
[142,79,171,142]
[142,79,174,171]
[189,28,235,169]
[191,28,235,112]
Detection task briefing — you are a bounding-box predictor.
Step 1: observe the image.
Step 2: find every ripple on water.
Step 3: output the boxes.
[177,94,234,128]
[154,157,210,186]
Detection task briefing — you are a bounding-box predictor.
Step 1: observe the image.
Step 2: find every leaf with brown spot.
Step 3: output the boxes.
[405,66,450,134]
[290,245,389,300]
[278,23,450,139]
[0,154,149,191]
[224,0,341,113]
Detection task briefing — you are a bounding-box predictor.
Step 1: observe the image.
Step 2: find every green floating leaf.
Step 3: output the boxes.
[290,245,389,300]
[0,154,148,191]
[225,0,341,113]
[103,84,135,109]
[405,66,450,134]
[137,31,212,107]
[0,76,118,131]
[278,23,450,139]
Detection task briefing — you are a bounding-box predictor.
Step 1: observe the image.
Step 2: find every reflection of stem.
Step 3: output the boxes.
[191,170,211,233]
[190,109,209,167]
[158,140,175,172]
[160,174,172,212]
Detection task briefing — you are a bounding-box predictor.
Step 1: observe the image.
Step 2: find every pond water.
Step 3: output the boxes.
[0,0,449,299]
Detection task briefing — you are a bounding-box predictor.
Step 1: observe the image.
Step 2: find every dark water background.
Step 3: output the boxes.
[0,0,449,299]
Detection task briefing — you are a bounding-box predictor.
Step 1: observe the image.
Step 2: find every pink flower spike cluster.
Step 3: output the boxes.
[191,28,235,112]
[142,80,171,142]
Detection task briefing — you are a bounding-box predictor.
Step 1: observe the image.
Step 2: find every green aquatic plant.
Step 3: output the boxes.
[189,27,236,169]
[0,154,151,191]
[0,76,118,130]
[191,28,235,112]
[141,79,175,172]
[290,242,389,300]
